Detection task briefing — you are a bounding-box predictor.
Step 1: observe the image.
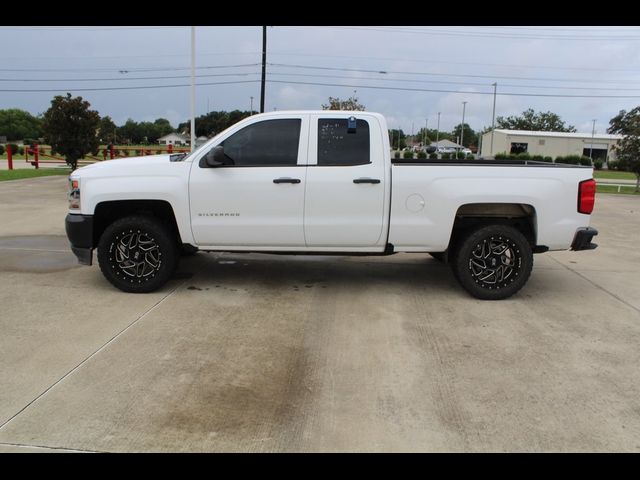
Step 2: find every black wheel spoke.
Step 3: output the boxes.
[467,236,520,290]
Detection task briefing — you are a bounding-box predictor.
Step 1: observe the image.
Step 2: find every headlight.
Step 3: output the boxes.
[68,177,81,210]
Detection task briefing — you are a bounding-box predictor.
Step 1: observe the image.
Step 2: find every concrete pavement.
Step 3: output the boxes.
[0,176,639,452]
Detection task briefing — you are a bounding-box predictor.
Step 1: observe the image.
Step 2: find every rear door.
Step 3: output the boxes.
[304,114,387,247]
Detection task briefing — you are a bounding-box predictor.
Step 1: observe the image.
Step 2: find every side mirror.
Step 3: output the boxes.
[201,145,231,168]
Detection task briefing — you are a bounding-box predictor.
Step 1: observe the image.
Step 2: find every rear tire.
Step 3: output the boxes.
[97,215,178,293]
[429,252,447,263]
[451,224,533,300]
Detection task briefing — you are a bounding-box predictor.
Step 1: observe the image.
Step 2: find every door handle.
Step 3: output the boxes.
[273,177,301,184]
[353,178,381,184]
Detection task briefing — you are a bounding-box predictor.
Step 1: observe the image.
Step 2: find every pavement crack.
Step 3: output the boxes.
[0,441,106,453]
[0,281,185,432]
[548,255,640,315]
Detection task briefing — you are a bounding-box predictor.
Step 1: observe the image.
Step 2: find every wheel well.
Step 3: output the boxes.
[446,203,537,260]
[93,200,181,248]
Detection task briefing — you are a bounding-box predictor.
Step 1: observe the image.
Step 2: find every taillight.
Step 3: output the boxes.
[578,178,596,214]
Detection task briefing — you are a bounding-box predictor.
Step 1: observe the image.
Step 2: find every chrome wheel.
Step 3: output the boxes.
[468,235,521,290]
[109,230,162,283]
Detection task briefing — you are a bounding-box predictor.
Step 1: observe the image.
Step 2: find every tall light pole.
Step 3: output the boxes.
[490,82,497,157]
[460,101,467,159]
[424,117,428,148]
[250,96,254,115]
[436,112,441,152]
[260,26,267,113]
[190,26,196,152]
[590,119,596,162]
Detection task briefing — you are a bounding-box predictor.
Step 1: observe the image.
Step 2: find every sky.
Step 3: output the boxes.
[2,25,640,136]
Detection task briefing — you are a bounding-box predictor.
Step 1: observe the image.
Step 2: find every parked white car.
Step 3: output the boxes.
[66,111,598,300]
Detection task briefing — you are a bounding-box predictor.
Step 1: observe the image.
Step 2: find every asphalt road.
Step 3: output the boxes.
[0,176,639,452]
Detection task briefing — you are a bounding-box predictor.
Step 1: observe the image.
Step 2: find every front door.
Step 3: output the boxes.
[189,116,308,247]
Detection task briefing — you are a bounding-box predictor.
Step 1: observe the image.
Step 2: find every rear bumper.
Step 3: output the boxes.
[65,214,94,265]
[571,227,598,251]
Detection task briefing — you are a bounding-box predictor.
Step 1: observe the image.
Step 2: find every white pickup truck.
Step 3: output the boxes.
[65,111,598,300]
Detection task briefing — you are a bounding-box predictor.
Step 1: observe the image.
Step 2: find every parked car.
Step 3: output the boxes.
[66,111,598,300]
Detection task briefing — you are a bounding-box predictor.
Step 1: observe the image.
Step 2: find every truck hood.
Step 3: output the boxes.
[73,155,174,177]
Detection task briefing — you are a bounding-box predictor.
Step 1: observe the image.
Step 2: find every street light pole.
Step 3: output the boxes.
[460,101,467,159]
[490,82,497,157]
[260,26,267,113]
[424,117,428,149]
[190,26,196,152]
[590,119,596,162]
[250,96,254,115]
[436,112,441,152]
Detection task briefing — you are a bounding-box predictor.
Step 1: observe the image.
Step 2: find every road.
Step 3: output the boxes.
[0,176,639,452]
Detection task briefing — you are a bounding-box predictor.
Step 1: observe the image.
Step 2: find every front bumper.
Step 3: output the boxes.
[571,227,598,251]
[65,213,94,265]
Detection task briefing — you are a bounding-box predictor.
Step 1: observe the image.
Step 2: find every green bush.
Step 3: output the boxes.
[417,151,427,159]
[429,152,438,159]
[531,155,544,162]
[18,147,24,155]
[561,154,581,165]
[0,145,4,156]
[580,156,592,166]
[465,153,474,160]
[543,156,553,163]
[494,152,508,160]
[516,152,531,160]
[394,151,401,159]
[593,160,603,170]
[403,150,414,159]
[441,153,451,160]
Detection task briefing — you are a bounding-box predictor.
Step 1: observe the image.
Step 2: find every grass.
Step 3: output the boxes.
[596,184,640,195]
[0,168,71,181]
[593,170,636,180]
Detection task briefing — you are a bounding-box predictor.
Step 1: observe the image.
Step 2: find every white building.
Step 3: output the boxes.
[158,133,190,146]
[480,129,622,162]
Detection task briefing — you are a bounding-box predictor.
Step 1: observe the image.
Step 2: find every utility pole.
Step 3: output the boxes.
[260,26,267,113]
[460,101,467,159]
[490,82,497,157]
[190,26,196,152]
[590,119,596,162]
[436,112,441,152]
[424,117,428,148]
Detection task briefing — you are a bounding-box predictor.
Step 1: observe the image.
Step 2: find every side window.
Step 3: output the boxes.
[221,119,301,166]
[318,118,370,166]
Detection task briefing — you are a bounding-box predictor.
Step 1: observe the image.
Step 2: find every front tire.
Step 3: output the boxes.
[452,224,533,300]
[97,215,178,293]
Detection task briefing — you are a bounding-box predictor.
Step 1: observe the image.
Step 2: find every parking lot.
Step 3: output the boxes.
[0,175,639,452]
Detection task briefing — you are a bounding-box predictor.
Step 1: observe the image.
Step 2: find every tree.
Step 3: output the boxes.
[0,109,43,141]
[608,107,640,191]
[322,96,365,111]
[496,108,576,132]
[42,93,100,170]
[452,123,478,148]
[98,116,117,144]
[177,110,252,137]
[388,129,406,150]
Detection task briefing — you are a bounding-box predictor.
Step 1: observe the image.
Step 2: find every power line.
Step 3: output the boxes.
[317,26,640,41]
[0,72,258,82]
[268,62,640,85]
[0,63,260,73]
[0,79,259,93]
[265,79,640,99]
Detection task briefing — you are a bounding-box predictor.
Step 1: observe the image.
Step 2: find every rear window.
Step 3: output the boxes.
[318,118,370,166]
